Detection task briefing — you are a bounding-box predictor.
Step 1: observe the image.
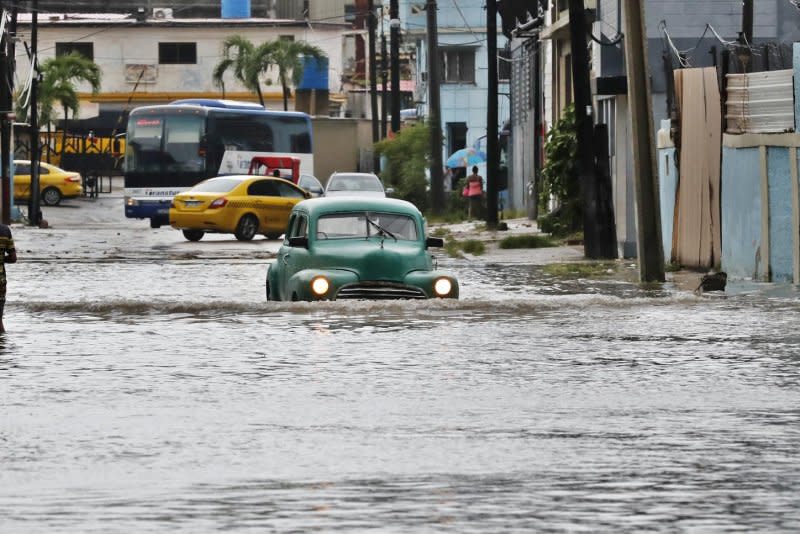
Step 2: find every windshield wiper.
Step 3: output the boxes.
[365,214,397,242]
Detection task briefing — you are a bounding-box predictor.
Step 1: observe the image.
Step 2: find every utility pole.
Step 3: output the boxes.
[741,0,753,44]
[389,0,400,134]
[367,0,379,170]
[380,18,388,138]
[568,0,612,258]
[485,0,499,228]
[29,0,41,226]
[0,3,16,224]
[426,0,444,214]
[622,0,664,282]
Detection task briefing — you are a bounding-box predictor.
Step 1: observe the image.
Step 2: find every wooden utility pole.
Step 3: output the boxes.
[29,0,41,225]
[622,0,665,282]
[485,0,499,228]
[367,0,379,170]
[368,1,378,142]
[741,0,753,44]
[389,0,400,134]
[380,17,388,138]
[0,3,15,224]
[567,0,615,258]
[426,0,444,214]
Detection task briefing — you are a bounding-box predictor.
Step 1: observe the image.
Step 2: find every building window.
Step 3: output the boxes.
[498,48,511,81]
[55,42,94,60]
[440,48,475,84]
[158,42,197,64]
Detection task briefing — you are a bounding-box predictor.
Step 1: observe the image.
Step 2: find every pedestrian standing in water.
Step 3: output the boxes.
[463,165,484,219]
[0,223,17,333]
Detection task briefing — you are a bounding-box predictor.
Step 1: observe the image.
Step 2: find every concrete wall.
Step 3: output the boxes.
[311,117,372,182]
[16,21,345,105]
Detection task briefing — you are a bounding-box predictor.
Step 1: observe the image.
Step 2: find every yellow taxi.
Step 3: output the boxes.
[169,175,310,241]
[13,160,83,206]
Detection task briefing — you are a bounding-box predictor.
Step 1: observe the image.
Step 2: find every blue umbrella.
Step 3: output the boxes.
[446,147,487,168]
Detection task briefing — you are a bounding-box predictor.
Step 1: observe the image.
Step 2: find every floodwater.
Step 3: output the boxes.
[2,217,800,531]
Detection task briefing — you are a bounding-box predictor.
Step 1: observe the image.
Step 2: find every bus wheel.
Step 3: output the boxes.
[235,214,258,241]
[182,229,204,241]
[42,187,62,206]
[150,219,161,229]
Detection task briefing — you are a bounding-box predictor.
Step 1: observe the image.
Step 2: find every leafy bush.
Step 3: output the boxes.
[375,123,431,212]
[539,104,582,235]
[498,234,555,249]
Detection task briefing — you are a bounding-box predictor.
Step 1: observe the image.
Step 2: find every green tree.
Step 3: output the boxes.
[252,39,326,111]
[212,35,268,105]
[213,36,327,111]
[38,52,102,155]
[539,104,582,236]
[374,122,431,212]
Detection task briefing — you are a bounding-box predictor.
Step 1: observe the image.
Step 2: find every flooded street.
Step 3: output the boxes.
[2,197,800,531]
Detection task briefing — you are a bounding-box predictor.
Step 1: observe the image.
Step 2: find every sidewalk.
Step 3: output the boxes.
[429,217,586,264]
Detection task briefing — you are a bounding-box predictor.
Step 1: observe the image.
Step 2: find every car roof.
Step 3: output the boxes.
[328,172,380,179]
[294,197,421,218]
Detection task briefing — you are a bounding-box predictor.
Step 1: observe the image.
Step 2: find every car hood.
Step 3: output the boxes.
[312,239,430,280]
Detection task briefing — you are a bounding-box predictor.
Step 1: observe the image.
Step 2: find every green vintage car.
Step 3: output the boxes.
[266,197,459,301]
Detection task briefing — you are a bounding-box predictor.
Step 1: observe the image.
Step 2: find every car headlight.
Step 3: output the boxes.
[311,276,330,296]
[434,278,452,297]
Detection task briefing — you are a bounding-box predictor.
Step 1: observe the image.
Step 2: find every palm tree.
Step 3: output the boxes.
[255,39,326,111]
[212,35,271,106]
[38,52,101,155]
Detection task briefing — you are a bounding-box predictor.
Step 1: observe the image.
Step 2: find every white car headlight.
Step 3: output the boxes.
[434,278,452,297]
[311,276,330,296]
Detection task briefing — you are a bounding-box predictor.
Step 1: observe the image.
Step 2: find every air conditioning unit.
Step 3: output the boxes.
[152,8,173,20]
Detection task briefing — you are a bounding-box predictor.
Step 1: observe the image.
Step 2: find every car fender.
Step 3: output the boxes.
[404,270,460,299]
[287,268,360,301]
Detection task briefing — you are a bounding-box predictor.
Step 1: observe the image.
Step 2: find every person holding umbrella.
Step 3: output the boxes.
[462,165,484,219]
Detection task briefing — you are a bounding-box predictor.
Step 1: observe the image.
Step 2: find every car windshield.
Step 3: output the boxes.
[327,174,383,192]
[317,212,418,240]
[190,178,242,193]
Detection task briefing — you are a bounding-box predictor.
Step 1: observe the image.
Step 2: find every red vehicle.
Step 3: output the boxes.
[248,156,324,197]
[248,156,301,182]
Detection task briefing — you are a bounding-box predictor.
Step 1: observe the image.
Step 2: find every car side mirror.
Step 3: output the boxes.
[304,191,312,199]
[289,236,309,248]
[426,237,444,248]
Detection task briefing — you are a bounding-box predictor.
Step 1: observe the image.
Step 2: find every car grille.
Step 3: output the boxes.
[336,282,427,300]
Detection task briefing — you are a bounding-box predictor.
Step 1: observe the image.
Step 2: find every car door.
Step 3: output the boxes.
[274,180,307,228]
[13,163,31,198]
[246,179,283,233]
[278,213,310,298]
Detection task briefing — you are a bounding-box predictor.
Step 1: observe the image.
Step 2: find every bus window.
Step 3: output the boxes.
[213,115,274,152]
[164,115,204,172]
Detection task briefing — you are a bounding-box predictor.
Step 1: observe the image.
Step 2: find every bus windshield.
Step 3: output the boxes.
[124,113,205,175]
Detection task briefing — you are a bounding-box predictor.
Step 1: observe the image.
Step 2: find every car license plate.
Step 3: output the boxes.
[183,200,203,207]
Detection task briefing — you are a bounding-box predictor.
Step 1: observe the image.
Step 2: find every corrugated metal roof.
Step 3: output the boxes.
[725,70,795,134]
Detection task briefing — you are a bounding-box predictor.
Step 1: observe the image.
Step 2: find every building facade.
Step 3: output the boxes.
[400,0,510,192]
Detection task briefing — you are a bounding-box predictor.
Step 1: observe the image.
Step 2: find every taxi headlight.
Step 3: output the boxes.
[311,276,330,296]
[434,278,452,297]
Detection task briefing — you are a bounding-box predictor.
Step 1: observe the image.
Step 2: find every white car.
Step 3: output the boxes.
[324,172,391,198]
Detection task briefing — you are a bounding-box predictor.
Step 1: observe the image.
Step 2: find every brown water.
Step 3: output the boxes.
[2,242,800,531]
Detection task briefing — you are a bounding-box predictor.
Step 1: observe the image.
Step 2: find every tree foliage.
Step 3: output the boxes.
[213,35,327,110]
[539,104,582,235]
[374,122,431,212]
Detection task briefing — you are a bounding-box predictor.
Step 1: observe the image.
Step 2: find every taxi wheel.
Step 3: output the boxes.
[42,187,62,206]
[182,229,204,241]
[235,214,258,241]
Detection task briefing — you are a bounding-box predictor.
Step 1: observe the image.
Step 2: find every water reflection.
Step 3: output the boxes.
[2,258,800,531]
